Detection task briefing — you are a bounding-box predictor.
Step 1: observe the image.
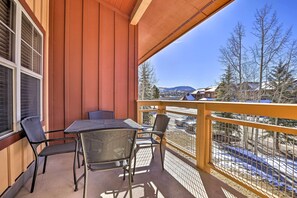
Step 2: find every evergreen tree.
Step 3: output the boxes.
[215,66,240,139]
[138,61,155,100]
[268,60,297,151]
[269,61,296,103]
[138,61,156,124]
[152,85,160,99]
[216,65,236,102]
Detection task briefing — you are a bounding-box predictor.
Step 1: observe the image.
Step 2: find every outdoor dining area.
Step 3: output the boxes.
[12,111,245,198]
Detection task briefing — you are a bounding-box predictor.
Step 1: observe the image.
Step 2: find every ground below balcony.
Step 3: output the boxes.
[15,147,246,198]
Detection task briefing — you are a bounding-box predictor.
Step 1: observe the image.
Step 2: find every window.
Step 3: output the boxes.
[0,0,15,61]
[21,73,40,120]
[21,14,42,74]
[0,65,13,133]
[0,0,43,137]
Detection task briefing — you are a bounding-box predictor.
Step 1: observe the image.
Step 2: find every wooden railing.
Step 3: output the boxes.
[137,100,297,198]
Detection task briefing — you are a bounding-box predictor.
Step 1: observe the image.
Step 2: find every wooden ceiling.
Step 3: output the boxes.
[100,0,234,64]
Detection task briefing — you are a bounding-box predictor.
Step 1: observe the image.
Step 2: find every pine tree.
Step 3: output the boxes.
[215,66,240,139]
[268,60,297,151]
[138,61,155,100]
[216,65,236,102]
[152,85,160,99]
[138,61,156,124]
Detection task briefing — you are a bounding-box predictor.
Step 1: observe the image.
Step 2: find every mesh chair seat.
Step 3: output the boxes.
[39,142,76,156]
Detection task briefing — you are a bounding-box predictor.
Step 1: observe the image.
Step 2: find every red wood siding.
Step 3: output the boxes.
[49,0,138,133]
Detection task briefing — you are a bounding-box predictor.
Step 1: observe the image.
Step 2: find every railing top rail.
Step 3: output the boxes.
[208,115,297,135]
[137,100,297,120]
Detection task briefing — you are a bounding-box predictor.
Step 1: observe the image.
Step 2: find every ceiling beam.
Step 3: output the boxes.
[130,0,152,25]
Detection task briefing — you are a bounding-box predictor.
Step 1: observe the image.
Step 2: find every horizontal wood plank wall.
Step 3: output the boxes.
[0,0,49,195]
[49,0,138,135]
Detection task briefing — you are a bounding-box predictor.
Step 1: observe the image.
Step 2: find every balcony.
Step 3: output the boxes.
[2,100,296,198]
[1,0,296,197]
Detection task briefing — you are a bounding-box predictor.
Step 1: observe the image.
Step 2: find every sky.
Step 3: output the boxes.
[149,0,297,89]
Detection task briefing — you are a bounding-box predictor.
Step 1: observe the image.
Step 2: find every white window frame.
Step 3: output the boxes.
[0,0,43,139]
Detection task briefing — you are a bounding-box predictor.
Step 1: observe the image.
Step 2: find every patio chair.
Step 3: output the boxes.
[76,110,115,167]
[20,116,78,193]
[133,114,170,173]
[79,129,137,198]
[88,110,114,120]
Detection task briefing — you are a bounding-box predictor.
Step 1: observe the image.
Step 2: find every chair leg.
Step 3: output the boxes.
[74,142,78,191]
[151,144,154,159]
[30,158,39,193]
[83,167,88,198]
[128,160,133,198]
[77,151,81,169]
[42,156,47,174]
[133,150,137,176]
[160,144,164,170]
[123,167,126,181]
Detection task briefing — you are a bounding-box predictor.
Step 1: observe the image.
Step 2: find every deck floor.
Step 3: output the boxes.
[15,148,246,198]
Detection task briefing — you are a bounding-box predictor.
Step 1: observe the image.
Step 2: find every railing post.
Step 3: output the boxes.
[196,103,211,173]
[157,102,166,114]
[137,101,143,124]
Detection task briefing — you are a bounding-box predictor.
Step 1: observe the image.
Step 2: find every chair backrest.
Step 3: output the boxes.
[21,116,46,144]
[80,129,137,164]
[88,110,114,120]
[152,114,170,133]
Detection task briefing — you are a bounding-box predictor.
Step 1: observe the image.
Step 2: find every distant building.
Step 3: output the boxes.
[181,93,195,101]
[182,86,218,101]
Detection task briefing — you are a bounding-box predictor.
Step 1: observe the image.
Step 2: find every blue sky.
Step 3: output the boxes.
[149,0,297,89]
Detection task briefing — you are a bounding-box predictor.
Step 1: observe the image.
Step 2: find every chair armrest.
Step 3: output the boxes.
[138,131,164,137]
[141,124,153,131]
[44,137,76,142]
[44,129,65,134]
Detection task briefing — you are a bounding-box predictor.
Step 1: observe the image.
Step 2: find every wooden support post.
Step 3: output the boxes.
[137,101,143,124]
[196,103,211,173]
[157,103,166,114]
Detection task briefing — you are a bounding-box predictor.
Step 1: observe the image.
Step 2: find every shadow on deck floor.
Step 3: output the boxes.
[15,147,246,198]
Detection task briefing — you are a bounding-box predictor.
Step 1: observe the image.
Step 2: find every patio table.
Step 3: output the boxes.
[64,118,142,133]
[64,118,142,191]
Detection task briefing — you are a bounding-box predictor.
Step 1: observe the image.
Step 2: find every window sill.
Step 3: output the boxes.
[0,130,25,151]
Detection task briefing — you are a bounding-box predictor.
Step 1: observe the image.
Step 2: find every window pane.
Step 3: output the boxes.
[33,29,42,53]
[21,73,40,120]
[0,0,15,61]
[33,52,41,74]
[21,41,32,69]
[0,0,15,29]
[0,65,13,134]
[21,14,32,45]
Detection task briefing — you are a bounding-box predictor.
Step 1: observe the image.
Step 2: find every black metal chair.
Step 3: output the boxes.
[133,114,170,174]
[79,129,137,198]
[76,110,115,168]
[20,116,77,193]
[88,110,114,120]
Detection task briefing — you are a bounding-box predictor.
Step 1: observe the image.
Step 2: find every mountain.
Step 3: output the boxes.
[159,86,195,93]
